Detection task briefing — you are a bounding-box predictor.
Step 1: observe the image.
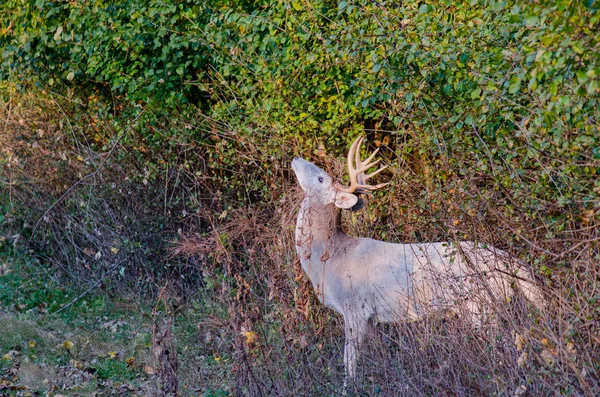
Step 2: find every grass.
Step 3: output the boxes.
[0,231,239,395]
[0,237,153,394]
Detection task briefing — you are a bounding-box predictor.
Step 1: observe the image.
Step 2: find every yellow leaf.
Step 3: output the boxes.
[541,338,549,346]
[70,359,84,369]
[514,333,526,351]
[242,331,258,345]
[110,247,119,254]
[108,351,117,359]
[214,355,221,362]
[517,351,528,368]
[580,209,595,223]
[63,340,74,350]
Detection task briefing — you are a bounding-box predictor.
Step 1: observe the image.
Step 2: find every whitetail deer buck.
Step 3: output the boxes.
[292,136,543,382]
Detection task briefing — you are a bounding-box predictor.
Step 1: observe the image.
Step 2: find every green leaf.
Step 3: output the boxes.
[587,80,599,95]
[535,50,545,62]
[508,77,521,94]
[528,76,538,91]
[53,26,63,41]
[492,2,505,12]
[525,16,538,27]
[471,88,481,99]
[66,71,74,81]
[576,71,588,83]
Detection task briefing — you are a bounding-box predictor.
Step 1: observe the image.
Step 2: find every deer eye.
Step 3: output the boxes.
[318,177,324,183]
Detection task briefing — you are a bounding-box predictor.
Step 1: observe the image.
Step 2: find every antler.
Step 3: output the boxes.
[336,136,389,194]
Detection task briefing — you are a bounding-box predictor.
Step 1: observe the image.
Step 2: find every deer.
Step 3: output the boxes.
[291,136,543,383]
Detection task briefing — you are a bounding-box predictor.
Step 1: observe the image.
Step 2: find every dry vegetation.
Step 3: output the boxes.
[1,86,599,396]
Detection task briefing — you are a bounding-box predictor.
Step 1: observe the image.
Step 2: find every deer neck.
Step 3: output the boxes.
[295,197,345,275]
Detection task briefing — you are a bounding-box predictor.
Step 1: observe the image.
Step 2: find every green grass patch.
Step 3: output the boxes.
[0,244,155,394]
[94,358,138,382]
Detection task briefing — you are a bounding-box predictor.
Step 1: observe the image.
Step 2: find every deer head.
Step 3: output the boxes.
[291,136,389,211]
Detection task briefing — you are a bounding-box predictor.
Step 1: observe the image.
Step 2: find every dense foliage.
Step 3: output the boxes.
[2,0,599,206]
[1,0,599,395]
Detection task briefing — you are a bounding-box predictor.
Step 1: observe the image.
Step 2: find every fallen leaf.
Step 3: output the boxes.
[63,340,74,351]
[110,247,119,255]
[126,357,135,367]
[28,340,36,348]
[108,351,117,359]
[580,209,595,223]
[70,359,84,369]
[541,349,555,367]
[514,333,526,351]
[517,351,528,368]
[514,385,527,397]
[242,331,258,346]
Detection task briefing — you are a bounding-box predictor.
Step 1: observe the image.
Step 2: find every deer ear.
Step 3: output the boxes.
[349,197,365,212]
[335,192,359,209]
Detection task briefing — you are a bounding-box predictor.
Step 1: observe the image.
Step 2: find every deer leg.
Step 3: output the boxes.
[343,314,368,383]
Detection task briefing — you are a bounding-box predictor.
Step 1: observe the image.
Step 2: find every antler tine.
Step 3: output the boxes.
[347,136,362,178]
[354,136,365,169]
[360,147,380,169]
[358,181,390,191]
[356,158,382,175]
[364,164,388,179]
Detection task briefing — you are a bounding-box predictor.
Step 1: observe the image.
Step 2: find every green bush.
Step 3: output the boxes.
[2,0,598,207]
